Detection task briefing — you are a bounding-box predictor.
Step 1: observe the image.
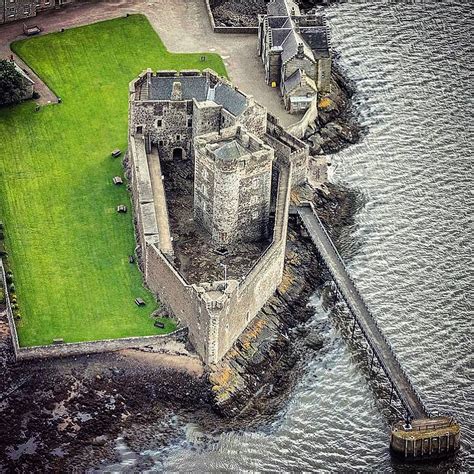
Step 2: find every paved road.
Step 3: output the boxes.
[0,0,297,125]
[298,204,427,419]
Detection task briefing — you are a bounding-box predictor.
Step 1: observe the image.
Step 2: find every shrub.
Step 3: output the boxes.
[0,60,29,105]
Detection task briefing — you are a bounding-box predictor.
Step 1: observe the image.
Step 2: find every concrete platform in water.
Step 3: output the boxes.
[390,416,460,461]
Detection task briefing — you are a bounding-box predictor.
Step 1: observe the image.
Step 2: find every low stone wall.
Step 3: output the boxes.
[145,244,211,361]
[0,258,20,358]
[15,327,187,361]
[204,0,258,34]
[1,258,187,362]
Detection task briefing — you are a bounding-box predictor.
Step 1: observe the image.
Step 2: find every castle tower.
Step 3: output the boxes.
[193,127,274,245]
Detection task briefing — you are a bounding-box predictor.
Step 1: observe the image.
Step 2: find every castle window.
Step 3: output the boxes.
[136,125,143,134]
[157,119,162,127]
[176,134,181,141]
[252,211,259,220]
[252,177,259,189]
[158,140,164,147]
[187,118,192,127]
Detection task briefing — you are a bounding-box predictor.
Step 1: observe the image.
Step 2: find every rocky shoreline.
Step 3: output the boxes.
[0,60,361,474]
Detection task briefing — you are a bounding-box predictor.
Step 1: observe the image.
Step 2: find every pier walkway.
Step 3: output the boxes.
[297,202,427,419]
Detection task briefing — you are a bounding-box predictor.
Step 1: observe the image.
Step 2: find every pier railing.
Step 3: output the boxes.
[296,202,427,418]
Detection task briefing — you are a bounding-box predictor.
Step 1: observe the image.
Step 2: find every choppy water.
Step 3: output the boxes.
[106,2,473,471]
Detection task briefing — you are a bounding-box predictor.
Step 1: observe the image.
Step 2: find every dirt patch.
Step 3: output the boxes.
[209,0,266,27]
[162,159,273,284]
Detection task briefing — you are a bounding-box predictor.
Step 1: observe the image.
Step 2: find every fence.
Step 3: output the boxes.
[0,258,20,358]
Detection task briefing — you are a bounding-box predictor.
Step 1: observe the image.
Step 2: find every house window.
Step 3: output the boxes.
[24,4,30,13]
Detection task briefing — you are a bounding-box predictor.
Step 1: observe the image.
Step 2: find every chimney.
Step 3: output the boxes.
[297,43,305,58]
[171,81,182,101]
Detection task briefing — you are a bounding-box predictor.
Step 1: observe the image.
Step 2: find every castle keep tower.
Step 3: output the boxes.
[193,127,274,245]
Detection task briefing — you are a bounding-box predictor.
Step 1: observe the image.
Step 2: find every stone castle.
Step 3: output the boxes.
[258,0,331,113]
[128,68,310,365]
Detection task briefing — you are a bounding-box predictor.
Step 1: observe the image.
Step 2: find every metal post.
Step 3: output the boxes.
[369,350,375,374]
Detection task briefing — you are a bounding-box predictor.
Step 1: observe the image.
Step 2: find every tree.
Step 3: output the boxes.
[0,59,29,106]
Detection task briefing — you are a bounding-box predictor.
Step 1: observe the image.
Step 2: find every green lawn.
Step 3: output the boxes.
[0,15,226,346]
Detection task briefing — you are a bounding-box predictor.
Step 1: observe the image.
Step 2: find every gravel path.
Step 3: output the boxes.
[0,0,296,125]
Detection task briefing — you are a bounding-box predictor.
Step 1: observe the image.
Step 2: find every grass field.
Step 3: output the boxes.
[0,15,226,346]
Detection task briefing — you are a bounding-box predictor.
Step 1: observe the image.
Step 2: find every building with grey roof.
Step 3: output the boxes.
[258,0,331,113]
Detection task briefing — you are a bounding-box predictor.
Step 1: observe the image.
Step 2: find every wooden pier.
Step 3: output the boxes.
[296,202,460,460]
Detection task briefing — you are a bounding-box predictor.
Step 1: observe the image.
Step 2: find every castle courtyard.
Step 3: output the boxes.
[0,15,227,346]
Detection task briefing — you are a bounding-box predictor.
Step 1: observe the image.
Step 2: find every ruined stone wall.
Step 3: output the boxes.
[145,245,211,362]
[192,100,222,142]
[221,108,236,129]
[237,99,267,138]
[265,114,309,186]
[317,57,332,94]
[131,100,193,161]
[15,329,187,361]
